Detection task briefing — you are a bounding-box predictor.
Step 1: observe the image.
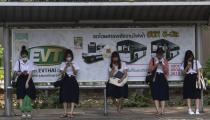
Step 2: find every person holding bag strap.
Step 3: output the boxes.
[180,50,202,115]
[148,48,169,116]
[106,52,128,114]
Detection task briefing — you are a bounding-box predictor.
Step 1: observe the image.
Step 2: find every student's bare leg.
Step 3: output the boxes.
[154,100,160,115]
[64,102,68,114]
[60,102,67,117]
[195,99,199,110]
[19,99,25,117]
[117,98,123,114]
[69,102,75,117]
[19,99,23,107]
[111,97,118,107]
[160,101,165,115]
[187,99,191,109]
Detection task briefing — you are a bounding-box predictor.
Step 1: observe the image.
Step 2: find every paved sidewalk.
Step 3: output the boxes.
[0,107,210,120]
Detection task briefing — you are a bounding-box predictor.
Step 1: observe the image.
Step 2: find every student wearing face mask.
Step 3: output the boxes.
[13,46,36,118]
[59,49,80,118]
[148,47,169,116]
[106,52,128,114]
[180,50,202,115]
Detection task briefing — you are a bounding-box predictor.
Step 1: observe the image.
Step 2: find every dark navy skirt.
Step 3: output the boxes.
[16,74,36,100]
[183,73,201,99]
[106,82,128,99]
[59,75,79,104]
[150,73,169,101]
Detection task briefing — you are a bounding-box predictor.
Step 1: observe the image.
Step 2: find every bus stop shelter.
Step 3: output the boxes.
[0,1,210,116]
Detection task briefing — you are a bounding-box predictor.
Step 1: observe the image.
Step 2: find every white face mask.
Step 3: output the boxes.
[22,57,28,61]
[66,57,72,62]
[114,66,118,70]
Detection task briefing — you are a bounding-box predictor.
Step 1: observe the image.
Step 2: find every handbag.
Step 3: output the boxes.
[53,73,65,87]
[109,70,128,87]
[145,58,156,85]
[21,95,32,112]
[196,73,206,90]
[11,60,21,88]
[195,60,206,90]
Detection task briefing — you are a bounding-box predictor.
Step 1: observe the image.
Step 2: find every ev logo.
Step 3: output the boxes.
[28,46,67,66]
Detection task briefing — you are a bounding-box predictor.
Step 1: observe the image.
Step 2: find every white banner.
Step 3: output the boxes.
[12,27,195,82]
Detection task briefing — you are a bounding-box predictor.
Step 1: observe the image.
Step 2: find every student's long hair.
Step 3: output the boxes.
[110,51,121,69]
[20,45,28,56]
[63,49,74,61]
[184,50,194,69]
[156,47,164,55]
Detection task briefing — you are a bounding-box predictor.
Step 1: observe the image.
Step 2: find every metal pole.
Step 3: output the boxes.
[200,90,204,112]
[104,88,108,116]
[195,23,204,112]
[3,24,12,116]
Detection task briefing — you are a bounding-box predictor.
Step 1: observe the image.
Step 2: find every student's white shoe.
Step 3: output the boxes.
[188,109,195,115]
[195,109,200,115]
[27,113,32,118]
[21,114,26,118]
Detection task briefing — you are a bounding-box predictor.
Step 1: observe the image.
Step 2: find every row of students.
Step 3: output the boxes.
[14,46,202,118]
[147,48,202,115]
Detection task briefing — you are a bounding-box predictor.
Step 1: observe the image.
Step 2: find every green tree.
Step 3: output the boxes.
[0,44,4,81]
[0,44,3,56]
[203,57,210,84]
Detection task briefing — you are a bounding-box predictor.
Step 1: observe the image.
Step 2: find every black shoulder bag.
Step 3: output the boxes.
[53,73,65,87]
[145,58,157,85]
[195,59,206,90]
[11,60,21,88]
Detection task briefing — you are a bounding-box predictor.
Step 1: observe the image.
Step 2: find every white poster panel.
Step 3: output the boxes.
[12,27,195,82]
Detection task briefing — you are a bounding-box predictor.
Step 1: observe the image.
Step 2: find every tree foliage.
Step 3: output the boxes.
[0,44,3,56]
[203,57,210,81]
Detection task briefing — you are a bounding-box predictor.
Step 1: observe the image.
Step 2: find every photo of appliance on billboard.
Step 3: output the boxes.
[82,42,104,64]
[116,40,147,64]
[151,39,180,61]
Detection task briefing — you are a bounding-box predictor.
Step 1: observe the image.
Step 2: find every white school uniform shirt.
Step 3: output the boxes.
[13,59,35,74]
[108,62,127,72]
[155,57,165,73]
[180,60,202,74]
[60,61,80,76]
